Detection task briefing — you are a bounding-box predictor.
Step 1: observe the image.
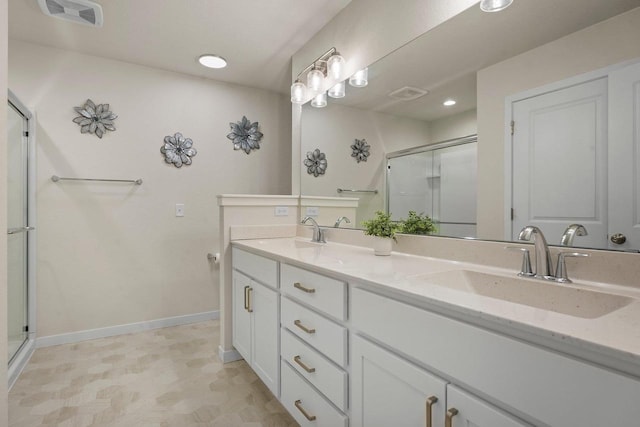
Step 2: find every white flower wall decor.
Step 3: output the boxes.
[227,116,264,154]
[161,132,197,168]
[304,148,328,177]
[72,99,117,139]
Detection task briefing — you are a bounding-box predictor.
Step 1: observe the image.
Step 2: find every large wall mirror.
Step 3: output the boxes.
[299,0,640,252]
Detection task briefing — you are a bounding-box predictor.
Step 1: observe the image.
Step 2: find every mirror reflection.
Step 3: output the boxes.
[299,0,640,251]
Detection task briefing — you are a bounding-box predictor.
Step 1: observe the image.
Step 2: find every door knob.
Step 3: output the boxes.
[610,233,627,245]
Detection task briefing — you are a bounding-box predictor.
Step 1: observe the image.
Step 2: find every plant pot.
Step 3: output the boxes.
[373,237,393,256]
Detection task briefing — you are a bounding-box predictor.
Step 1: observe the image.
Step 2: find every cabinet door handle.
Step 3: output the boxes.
[425,395,438,427]
[294,319,315,334]
[243,286,250,311]
[445,408,459,427]
[294,399,316,421]
[247,287,253,313]
[294,282,316,293]
[293,355,316,373]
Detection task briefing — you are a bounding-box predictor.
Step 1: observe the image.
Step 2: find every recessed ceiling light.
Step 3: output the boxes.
[443,99,457,107]
[198,54,227,69]
[480,0,514,12]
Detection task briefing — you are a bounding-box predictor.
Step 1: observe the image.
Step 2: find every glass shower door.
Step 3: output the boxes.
[7,100,29,363]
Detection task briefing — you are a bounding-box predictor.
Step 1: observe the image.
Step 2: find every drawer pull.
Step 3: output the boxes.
[247,287,253,313]
[294,320,316,334]
[294,282,316,293]
[293,355,316,373]
[445,408,458,427]
[425,396,438,427]
[243,286,250,311]
[294,399,317,421]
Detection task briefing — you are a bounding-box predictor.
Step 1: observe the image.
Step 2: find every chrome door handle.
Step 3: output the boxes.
[7,226,35,235]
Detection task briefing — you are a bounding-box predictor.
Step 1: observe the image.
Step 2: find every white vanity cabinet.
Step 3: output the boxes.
[231,249,279,396]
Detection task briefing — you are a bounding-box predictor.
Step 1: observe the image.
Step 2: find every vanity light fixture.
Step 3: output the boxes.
[311,92,328,108]
[290,47,347,105]
[349,67,369,88]
[198,54,228,69]
[443,99,457,107]
[480,0,514,12]
[328,81,346,98]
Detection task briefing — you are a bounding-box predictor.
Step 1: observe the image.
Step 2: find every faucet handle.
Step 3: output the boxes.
[505,246,534,277]
[555,252,589,283]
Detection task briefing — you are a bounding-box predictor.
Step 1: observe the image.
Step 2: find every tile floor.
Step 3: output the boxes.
[9,320,298,426]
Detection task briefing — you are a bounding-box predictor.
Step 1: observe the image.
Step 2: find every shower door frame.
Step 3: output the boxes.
[7,90,37,389]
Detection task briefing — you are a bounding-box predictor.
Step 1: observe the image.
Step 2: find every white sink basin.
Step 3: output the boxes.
[408,270,633,319]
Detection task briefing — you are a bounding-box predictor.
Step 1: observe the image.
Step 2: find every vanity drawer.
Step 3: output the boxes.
[281,263,347,320]
[281,328,348,411]
[232,248,277,289]
[281,360,348,427]
[281,297,347,367]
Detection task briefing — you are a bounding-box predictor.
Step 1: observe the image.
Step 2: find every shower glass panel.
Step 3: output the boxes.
[7,100,29,363]
[387,136,477,238]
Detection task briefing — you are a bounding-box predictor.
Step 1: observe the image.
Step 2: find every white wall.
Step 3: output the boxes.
[428,109,477,144]
[0,0,9,421]
[477,7,640,240]
[8,40,291,338]
[301,102,430,224]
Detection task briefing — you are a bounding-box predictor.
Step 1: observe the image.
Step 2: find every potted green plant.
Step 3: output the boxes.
[399,211,437,235]
[362,211,400,256]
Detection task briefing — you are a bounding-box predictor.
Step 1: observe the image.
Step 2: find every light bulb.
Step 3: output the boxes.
[307,68,325,94]
[291,80,306,104]
[328,81,346,98]
[327,53,345,80]
[311,92,327,108]
[349,67,368,88]
[480,0,513,12]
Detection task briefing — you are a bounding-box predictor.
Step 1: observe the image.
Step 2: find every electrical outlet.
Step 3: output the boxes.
[175,203,185,217]
[275,206,289,216]
[305,206,319,216]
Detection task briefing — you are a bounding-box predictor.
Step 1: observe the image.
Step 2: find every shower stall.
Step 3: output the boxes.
[7,90,36,388]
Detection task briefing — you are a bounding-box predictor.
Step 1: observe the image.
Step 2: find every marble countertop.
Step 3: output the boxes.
[232,237,640,377]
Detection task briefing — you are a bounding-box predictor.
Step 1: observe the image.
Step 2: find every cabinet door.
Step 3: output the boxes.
[232,271,252,363]
[351,335,447,427]
[446,385,530,427]
[251,280,279,396]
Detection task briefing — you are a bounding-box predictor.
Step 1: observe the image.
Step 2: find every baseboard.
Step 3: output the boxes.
[218,344,243,364]
[8,338,36,390]
[36,310,219,348]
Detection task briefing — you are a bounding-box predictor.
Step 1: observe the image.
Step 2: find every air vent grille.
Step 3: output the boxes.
[38,0,103,27]
[388,86,429,101]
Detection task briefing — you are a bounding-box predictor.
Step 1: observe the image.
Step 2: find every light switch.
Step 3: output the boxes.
[175,203,185,217]
[305,207,319,216]
[275,206,289,216]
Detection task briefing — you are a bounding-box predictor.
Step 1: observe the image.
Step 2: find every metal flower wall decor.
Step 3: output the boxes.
[73,99,117,139]
[304,148,328,177]
[161,132,197,168]
[227,116,263,154]
[351,138,371,163]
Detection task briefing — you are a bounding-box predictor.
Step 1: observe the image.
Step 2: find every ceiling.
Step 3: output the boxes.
[8,0,352,94]
[330,0,640,122]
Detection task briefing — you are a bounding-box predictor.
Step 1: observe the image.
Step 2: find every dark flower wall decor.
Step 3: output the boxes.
[161,132,197,168]
[227,116,263,154]
[72,99,117,139]
[304,148,328,177]
[351,138,371,163]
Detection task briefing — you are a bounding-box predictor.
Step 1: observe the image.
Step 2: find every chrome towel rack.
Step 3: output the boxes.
[337,188,378,194]
[51,175,143,185]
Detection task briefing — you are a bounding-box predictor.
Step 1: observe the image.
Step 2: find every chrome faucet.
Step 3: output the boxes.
[518,226,553,279]
[301,216,326,243]
[560,224,588,246]
[334,216,351,228]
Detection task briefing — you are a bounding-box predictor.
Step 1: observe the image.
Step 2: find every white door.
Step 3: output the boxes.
[446,385,531,427]
[250,280,279,396]
[351,335,447,427]
[608,61,640,250]
[232,271,251,362]
[511,78,608,248]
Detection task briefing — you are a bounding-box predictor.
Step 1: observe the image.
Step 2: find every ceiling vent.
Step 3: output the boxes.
[37,0,103,27]
[388,86,429,101]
